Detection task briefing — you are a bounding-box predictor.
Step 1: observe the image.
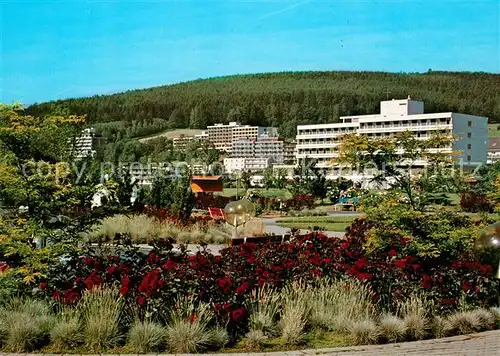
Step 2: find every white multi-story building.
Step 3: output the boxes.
[232,139,255,158]
[296,97,488,171]
[255,137,284,163]
[224,157,246,173]
[172,135,194,150]
[223,157,273,173]
[73,128,96,160]
[207,122,278,152]
[194,131,209,141]
[283,141,297,164]
[232,136,284,163]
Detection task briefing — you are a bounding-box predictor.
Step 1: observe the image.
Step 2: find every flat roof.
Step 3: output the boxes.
[191,176,222,181]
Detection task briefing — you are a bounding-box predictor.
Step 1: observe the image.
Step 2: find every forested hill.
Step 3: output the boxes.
[27,71,500,139]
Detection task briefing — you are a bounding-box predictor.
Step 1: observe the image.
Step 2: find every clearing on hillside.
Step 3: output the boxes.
[138,129,204,142]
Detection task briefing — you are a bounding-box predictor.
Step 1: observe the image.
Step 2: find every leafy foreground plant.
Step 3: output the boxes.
[0,299,54,352]
[80,287,123,352]
[127,319,166,353]
[165,297,227,353]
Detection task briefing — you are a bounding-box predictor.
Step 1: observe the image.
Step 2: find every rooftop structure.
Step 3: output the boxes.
[190,176,223,193]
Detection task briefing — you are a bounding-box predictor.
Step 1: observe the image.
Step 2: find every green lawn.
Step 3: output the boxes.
[220,188,292,199]
[488,124,500,137]
[276,215,361,232]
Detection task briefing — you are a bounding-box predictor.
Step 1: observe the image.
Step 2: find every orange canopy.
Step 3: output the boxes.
[190,176,223,193]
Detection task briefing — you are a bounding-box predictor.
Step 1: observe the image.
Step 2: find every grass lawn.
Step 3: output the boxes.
[276,215,361,232]
[488,124,500,137]
[220,188,292,199]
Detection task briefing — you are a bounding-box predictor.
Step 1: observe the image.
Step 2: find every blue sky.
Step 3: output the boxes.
[0,0,499,104]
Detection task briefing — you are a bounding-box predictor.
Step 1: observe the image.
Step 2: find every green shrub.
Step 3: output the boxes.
[0,299,54,352]
[127,319,166,353]
[248,286,281,337]
[469,309,495,331]
[489,307,500,327]
[398,294,429,340]
[432,316,446,339]
[444,311,481,335]
[50,311,83,350]
[306,278,374,332]
[245,329,267,350]
[80,287,123,352]
[279,283,310,346]
[378,313,407,343]
[207,326,229,349]
[349,320,379,345]
[165,297,218,353]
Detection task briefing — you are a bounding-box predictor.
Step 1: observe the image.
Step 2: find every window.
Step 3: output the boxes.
[467,144,472,150]
[467,155,471,161]
[467,132,472,138]
[468,121,472,127]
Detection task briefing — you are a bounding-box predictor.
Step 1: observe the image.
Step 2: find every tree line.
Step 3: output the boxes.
[27,71,500,142]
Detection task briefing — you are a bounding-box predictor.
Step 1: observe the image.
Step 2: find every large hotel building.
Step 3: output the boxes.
[296,97,488,172]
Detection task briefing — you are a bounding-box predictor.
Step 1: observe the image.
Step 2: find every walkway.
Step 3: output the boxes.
[0,330,497,355]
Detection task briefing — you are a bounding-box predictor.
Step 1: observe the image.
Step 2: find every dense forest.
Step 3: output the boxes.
[28,71,500,141]
[25,71,500,163]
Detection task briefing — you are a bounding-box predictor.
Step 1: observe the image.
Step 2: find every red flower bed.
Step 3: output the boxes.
[42,221,499,334]
[142,206,224,226]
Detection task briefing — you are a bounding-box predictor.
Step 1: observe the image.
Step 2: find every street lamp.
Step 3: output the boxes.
[233,170,241,200]
[476,223,500,305]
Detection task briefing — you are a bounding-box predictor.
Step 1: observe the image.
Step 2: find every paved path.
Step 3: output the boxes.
[0,330,498,355]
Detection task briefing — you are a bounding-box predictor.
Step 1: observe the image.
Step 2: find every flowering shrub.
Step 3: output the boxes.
[284,194,315,210]
[142,206,224,227]
[41,211,499,337]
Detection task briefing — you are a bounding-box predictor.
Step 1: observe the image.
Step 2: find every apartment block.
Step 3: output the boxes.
[254,137,284,163]
[283,141,297,164]
[73,128,96,160]
[207,122,278,152]
[223,157,272,173]
[232,136,284,163]
[296,97,488,170]
[172,135,194,150]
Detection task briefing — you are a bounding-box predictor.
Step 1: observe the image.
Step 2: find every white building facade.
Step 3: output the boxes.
[296,98,488,175]
[207,122,278,152]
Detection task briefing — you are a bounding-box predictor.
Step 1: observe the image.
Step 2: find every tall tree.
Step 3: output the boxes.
[335,131,455,210]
